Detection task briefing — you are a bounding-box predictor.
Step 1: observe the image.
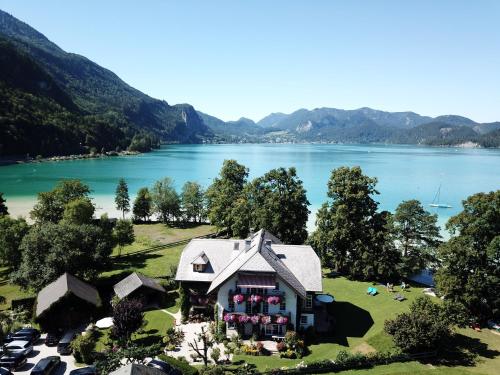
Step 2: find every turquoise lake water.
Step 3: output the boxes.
[1,144,499,230]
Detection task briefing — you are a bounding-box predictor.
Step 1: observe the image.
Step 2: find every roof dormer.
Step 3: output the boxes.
[191,251,209,272]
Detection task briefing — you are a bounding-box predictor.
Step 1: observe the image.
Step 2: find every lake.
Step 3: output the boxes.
[1,144,499,231]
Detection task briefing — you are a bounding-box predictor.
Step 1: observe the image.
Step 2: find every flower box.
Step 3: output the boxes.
[267,296,281,305]
[233,294,245,304]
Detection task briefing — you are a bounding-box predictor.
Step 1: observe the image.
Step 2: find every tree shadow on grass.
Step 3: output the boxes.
[133,334,162,347]
[427,333,500,368]
[318,301,374,346]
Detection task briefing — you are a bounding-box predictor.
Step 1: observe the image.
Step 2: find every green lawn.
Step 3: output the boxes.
[0,267,34,310]
[95,309,175,351]
[112,223,215,256]
[234,276,500,374]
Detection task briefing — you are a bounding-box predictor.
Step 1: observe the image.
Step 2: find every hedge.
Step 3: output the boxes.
[11,296,36,312]
[158,354,198,375]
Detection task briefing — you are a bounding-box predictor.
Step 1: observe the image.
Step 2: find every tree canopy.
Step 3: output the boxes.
[115,178,130,219]
[206,160,248,236]
[435,190,500,320]
[181,181,205,224]
[392,199,441,277]
[133,187,153,222]
[151,178,181,224]
[0,215,29,269]
[0,193,8,216]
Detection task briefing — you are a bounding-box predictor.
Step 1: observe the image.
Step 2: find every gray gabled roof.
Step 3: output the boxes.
[110,364,165,375]
[176,229,322,294]
[207,229,308,298]
[36,273,100,317]
[113,272,166,299]
[191,251,209,265]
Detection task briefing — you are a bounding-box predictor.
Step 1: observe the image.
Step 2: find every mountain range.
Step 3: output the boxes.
[1,9,499,158]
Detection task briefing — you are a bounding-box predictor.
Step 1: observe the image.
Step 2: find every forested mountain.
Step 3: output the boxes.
[204,107,500,147]
[0,9,211,157]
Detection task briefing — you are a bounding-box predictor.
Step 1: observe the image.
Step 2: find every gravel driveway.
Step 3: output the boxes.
[13,334,79,375]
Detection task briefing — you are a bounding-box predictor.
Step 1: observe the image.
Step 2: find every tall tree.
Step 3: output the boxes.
[114,219,135,257]
[151,178,181,224]
[181,181,205,224]
[62,197,95,225]
[206,160,248,236]
[112,298,144,344]
[31,180,92,223]
[392,200,441,277]
[310,166,390,280]
[115,178,130,219]
[246,167,310,244]
[12,222,113,291]
[435,191,500,320]
[0,193,8,216]
[133,187,152,222]
[0,216,29,269]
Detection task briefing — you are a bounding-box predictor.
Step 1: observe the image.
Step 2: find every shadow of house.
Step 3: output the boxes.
[35,273,101,332]
[110,364,166,375]
[326,301,374,346]
[113,272,166,309]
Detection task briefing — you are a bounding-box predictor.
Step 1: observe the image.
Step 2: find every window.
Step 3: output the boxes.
[228,321,236,330]
[279,300,286,311]
[193,264,205,272]
[304,294,313,309]
[245,301,252,314]
[228,300,235,311]
[265,324,285,336]
[300,315,308,325]
[263,301,269,314]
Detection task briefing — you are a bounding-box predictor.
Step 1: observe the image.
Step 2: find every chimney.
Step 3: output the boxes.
[265,239,272,247]
[244,239,251,251]
[233,242,240,251]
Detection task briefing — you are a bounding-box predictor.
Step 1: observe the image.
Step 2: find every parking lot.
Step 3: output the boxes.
[14,334,79,375]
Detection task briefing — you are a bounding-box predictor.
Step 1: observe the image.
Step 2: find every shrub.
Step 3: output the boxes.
[10,297,36,311]
[158,354,198,375]
[276,341,286,352]
[280,349,296,359]
[210,347,221,363]
[71,332,97,364]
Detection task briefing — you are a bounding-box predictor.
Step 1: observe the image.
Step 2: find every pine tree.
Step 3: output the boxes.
[0,193,8,216]
[115,178,130,219]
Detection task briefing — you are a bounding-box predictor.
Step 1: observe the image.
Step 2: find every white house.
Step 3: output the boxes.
[175,229,322,337]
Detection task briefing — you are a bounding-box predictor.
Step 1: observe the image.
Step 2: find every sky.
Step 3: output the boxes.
[1,0,499,122]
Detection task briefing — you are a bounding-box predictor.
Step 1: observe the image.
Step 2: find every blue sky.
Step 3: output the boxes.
[1,0,499,122]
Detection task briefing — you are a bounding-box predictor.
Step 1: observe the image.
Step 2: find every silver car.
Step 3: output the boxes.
[5,340,33,356]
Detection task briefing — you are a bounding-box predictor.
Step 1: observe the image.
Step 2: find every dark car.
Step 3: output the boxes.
[146,359,180,375]
[44,333,60,347]
[31,356,61,375]
[57,331,75,355]
[69,366,97,375]
[0,367,13,375]
[0,352,27,371]
[5,328,41,345]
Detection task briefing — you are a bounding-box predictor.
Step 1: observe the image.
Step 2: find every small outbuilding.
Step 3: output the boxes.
[113,272,166,307]
[35,273,101,331]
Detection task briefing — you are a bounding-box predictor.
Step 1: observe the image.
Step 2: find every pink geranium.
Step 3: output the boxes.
[233,294,245,304]
[238,315,251,323]
[250,315,260,325]
[223,314,236,322]
[267,296,281,305]
[249,294,263,303]
[261,315,271,324]
[276,316,288,324]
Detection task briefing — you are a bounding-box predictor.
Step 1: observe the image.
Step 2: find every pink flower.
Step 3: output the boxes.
[233,294,245,304]
[249,294,263,303]
[250,315,260,325]
[261,315,271,324]
[238,315,250,323]
[276,316,288,324]
[223,314,236,322]
[267,296,281,305]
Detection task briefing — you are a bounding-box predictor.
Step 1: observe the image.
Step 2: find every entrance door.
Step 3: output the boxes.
[244,322,253,336]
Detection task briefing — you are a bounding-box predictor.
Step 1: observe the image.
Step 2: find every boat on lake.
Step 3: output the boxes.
[429,184,452,208]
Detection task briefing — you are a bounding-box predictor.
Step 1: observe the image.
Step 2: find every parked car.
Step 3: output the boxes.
[69,366,97,375]
[57,331,75,355]
[0,367,12,375]
[31,356,61,375]
[0,352,27,371]
[44,333,60,347]
[146,359,180,375]
[5,340,33,356]
[4,328,41,344]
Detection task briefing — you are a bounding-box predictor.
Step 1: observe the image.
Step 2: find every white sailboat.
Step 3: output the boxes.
[429,184,452,208]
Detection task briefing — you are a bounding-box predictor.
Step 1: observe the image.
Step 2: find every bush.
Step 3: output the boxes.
[276,341,286,352]
[280,349,296,359]
[11,297,36,311]
[158,354,198,375]
[210,347,221,364]
[71,332,97,364]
